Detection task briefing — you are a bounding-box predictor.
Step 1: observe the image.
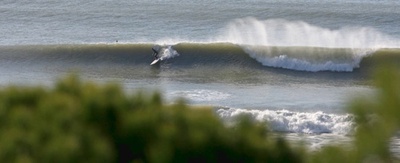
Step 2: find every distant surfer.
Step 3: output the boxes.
[152,46,160,59]
[150,45,162,65]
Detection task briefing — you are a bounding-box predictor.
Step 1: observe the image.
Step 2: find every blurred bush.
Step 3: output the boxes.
[1,67,400,162]
[309,66,400,163]
[0,75,301,162]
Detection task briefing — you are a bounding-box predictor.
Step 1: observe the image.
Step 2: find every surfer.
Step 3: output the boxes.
[150,46,162,65]
[152,46,160,59]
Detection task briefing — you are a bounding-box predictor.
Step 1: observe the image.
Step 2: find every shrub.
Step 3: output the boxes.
[1,66,400,162]
[0,75,301,162]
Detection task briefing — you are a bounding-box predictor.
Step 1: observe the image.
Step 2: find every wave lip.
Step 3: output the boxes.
[218,17,399,48]
[216,108,354,134]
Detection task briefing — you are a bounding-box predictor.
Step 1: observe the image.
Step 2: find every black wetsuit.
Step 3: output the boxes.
[152,47,159,59]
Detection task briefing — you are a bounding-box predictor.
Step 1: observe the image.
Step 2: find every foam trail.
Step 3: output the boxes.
[216,108,354,134]
[159,45,180,60]
[169,89,231,102]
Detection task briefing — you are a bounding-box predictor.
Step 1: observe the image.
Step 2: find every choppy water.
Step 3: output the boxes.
[1,0,400,151]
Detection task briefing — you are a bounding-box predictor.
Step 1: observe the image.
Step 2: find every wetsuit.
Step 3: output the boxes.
[152,47,159,59]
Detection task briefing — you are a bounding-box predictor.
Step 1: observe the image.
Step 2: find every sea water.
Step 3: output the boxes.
[1,0,400,152]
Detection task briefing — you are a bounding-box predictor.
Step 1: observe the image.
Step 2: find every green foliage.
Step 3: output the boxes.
[2,66,400,162]
[350,65,400,162]
[309,65,400,163]
[0,75,301,162]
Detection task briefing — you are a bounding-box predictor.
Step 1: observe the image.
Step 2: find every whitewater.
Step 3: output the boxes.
[1,0,400,151]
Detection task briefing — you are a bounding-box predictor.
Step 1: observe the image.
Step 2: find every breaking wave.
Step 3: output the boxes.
[214,17,400,72]
[1,43,400,73]
[217,17,399,48]
[2,18,399,72]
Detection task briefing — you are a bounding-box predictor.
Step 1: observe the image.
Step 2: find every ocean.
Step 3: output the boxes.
[1,0,400,152]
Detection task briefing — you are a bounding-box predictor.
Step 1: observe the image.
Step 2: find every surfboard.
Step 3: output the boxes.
[150,58,160,65]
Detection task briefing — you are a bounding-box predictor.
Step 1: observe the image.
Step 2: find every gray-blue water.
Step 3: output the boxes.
[1,0,400,151]
[2,0,400,45]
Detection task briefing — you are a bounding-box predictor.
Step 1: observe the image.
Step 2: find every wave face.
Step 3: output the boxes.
[1,43,400,74]
[216,108,354,134]
[1,18,399,72]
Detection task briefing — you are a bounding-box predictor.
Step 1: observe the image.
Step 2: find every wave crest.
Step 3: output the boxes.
[218,17,399,48]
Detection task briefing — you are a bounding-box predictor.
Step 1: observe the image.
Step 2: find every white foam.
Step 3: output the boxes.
[244,48,374,72]
[159,45,180,60]
[216,108,354,134]
[242,45,377,72]
[248,53,355,72]
[170,89,231,102]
